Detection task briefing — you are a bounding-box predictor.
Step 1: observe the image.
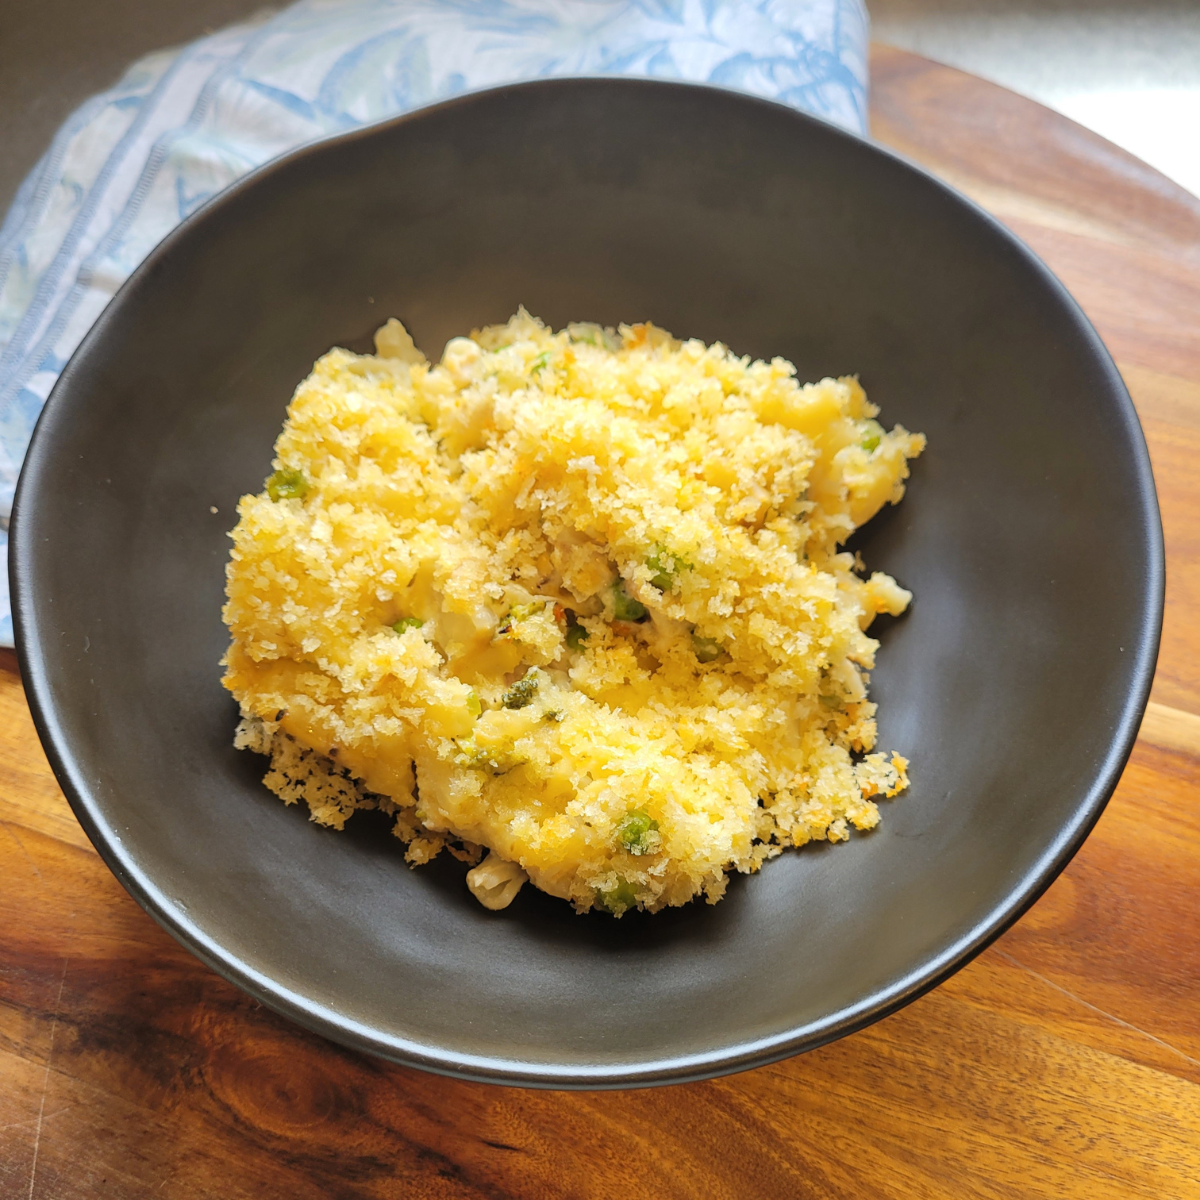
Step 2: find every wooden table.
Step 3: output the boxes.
[3,47,1199,1199]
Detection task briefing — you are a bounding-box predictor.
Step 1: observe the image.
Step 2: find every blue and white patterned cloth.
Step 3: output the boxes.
[0,0,868,645]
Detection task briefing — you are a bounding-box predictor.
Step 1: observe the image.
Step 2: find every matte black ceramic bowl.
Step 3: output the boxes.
[11,78,1162,1088]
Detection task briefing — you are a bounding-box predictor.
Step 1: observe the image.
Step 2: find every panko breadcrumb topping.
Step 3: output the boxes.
[222,310,925,916]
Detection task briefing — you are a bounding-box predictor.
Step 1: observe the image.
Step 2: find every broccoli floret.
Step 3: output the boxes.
[501,674,539,709]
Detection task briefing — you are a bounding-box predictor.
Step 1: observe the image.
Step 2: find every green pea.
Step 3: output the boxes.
[565,622,590,651]
[568,323,620,352]
[266,467,308,501]
[646,543,689,592]
[691,632,724,663]
[618,809,660,855]
[611,579,648,623]
[860,420,885,453]
[598,878,639,915]
[391,617,424,634]
[501,674,539,709]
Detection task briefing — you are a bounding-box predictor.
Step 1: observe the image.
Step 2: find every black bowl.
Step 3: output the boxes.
[10,78,1162,1087]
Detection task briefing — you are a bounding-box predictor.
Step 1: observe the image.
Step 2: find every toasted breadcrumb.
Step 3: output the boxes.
[223,311,925,916]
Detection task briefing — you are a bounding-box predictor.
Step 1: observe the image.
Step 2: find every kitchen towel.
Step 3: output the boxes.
[0,0,868,645]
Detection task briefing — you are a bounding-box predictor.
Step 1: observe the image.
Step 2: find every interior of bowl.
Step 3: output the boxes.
[11,78,1161,1087]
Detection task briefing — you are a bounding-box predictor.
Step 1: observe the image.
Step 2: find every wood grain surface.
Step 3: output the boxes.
[3,47,1200,1199]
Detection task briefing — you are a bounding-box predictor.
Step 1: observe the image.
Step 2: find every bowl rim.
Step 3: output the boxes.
[9,75,1165,1089]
